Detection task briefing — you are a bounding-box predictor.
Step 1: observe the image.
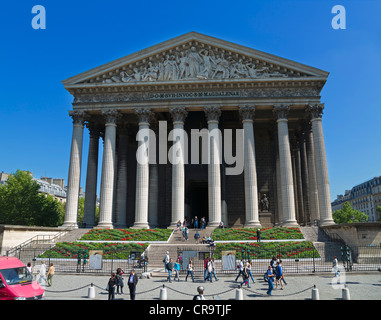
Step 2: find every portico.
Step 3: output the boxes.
[61,32,334,229]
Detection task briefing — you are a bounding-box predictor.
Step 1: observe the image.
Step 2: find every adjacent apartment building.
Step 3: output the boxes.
[331,176,381,222]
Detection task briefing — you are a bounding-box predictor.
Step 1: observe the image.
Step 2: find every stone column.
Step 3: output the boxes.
[148,122,159,228]
[306,123,320,223]
[273,105,298,227]
[307,104,334,226]
[204,106,222,227]
[169,107,188,228]
[133,108,152,229]
[114,124,129,228]
[239,105,261,228]
[63,111,85,229]
[97,110,119,229]
[83,122,101,228]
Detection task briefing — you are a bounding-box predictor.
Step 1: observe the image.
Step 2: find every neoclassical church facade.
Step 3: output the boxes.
[61,32,334,229]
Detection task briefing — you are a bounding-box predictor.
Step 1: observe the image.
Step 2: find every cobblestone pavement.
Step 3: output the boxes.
[42,271,381,300]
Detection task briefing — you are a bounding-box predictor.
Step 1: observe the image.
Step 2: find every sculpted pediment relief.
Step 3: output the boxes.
[63,32,328,88]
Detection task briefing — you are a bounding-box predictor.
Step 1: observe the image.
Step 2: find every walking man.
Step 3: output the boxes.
[266,265,275,296]
[127,269,139,300]
[235,259,245,282]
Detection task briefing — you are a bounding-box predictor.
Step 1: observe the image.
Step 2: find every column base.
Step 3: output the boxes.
[319,219,335,226]
[207,221,220,228]
[281,220,299,227]
[95,222,114,229]
[244,221,262,229]
[61,222,78,229]
[131,223,150,229]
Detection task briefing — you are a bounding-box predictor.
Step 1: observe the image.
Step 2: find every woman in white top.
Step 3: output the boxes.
[186,260,194,282]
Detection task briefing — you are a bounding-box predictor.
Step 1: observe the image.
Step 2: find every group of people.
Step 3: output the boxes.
[176,216,208,231]
[163,251,183,282]
[234,259,256,288]
[107,268,139,300]
[234,257,286,296]
[265,257,287,296]
[26,260,55,287]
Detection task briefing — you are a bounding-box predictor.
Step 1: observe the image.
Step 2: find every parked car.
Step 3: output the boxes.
[0,256,45,300]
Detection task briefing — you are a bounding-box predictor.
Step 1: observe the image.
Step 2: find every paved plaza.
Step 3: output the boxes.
[42,271,381,301]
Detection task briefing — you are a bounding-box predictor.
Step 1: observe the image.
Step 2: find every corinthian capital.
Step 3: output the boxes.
[69,110,85,125]
[169,107,188,123]
[204,105,221,122]
[102,109,120,124]
[273,105,290,120]
[306,103,324,119]
[135,108,152,124]
[239,105,255,121]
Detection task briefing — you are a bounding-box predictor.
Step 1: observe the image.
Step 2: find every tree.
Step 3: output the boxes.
[0,170,64,226]
[333,202,369,224]
[377,206,381,222]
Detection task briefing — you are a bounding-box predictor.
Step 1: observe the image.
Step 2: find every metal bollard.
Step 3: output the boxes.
[88,283,95,299]
[342,285,350,300]
[235,286,243,300]
[312,285,319,300]
[159,284,167,300]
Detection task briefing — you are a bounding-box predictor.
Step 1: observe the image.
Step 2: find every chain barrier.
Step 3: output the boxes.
[241,284,314,297]
[44,281,315,298]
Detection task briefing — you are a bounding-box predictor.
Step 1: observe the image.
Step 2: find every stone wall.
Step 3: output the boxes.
[0,225,61,255]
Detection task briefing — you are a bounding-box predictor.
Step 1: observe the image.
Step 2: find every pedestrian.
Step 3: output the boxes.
[206,258,213,282]
[177,220,181,232]
[203,257,209,281]
[270,256,277,276]
[247,260,255,284]
[26,262,33,277]
[235,259,244,282]
[185,227,189,241]
[266,265,275,296]
[107,273,117,300]
[174,259,181,282]
[127,269,139,300]
[211,257,218,281]
[116,268,124,294]
[194,216,199,229]
[47,263,55,287]
[38,261,47,285]
[186,260,194,282]
[163,251,170,272]
[275,260,284,290]
[167,258,174,282]
[256,229,261,242]
[240,262,250,287]
[332,256,339,277]
[194,230,200,244]
[193,286,206,300]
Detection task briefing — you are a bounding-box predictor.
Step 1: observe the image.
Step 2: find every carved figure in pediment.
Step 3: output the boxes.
[230,58,249,78]
[176,51,189,79]
[142,62,159,82]
[187,46,203,78]
[197,49,216,79]
[212,53,230,79]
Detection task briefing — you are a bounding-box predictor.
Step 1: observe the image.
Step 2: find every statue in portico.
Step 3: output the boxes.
[187,46,203,78]
[260,194,269,212]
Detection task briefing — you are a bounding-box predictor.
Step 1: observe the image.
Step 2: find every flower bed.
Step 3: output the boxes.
[79,228,173,242]
[213,241,319,260]
[212,227,303,241]
[38,242,149,260]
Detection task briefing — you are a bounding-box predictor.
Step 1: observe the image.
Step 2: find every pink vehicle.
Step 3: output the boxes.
[0,256,45,300]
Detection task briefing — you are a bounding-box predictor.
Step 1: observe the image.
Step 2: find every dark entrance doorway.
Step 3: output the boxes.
[188,180,208,224]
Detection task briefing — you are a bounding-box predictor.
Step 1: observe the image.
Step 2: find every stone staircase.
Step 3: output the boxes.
[146,227,215,269]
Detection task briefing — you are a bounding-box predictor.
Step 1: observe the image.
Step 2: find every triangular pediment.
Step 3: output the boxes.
[62,32,328,88]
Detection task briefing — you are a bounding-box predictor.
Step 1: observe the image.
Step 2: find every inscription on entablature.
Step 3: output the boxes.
[73,87,320,104]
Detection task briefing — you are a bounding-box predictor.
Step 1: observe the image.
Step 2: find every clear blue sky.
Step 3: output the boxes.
[1,0,380,201]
